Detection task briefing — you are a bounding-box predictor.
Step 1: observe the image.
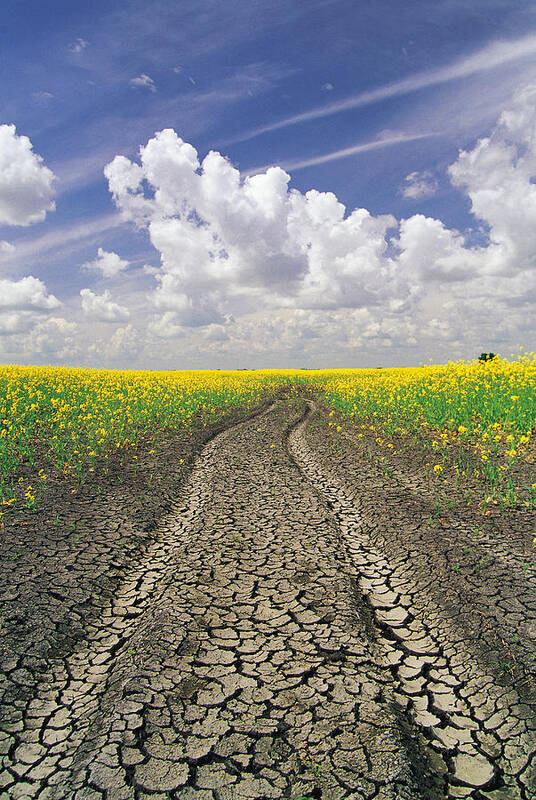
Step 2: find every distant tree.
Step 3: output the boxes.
[478,352,496,362]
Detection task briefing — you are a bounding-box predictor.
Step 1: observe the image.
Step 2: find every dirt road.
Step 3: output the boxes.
[1,398,535,799]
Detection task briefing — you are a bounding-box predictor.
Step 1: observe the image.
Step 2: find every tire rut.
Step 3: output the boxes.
[0,399,441,800]
[2,397,535,799]
[287,402,536,800]
[0,403,274,799]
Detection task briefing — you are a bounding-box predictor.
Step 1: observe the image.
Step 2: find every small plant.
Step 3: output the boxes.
[298,746,325,779]
[496,658,514,677]
[474,557,484,575]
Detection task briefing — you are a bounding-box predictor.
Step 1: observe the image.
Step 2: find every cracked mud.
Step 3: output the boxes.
[1,398,535,799]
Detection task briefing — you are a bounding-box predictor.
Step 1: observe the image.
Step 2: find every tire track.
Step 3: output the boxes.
[3,397,534,799]
[0,399,439,800]
[287,402,536,799]
[0,404,275,799]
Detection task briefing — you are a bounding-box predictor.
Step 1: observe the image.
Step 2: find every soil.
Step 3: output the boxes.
[0,395,534,799]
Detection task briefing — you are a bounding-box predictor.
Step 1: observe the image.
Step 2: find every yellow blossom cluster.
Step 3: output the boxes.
[0,366,311,507]
[322,351,536,502]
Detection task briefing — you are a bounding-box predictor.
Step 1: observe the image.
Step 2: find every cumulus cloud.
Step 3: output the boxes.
[0,276,60,311]
[448,84,536,281]
[400,170,438,199]
[100,83,536,363]
[148,311,186,339]
[106,324,139,359]
[130,74,156,92]
[105,129,401,327]
[27,317,79,358]
[83,247,129,277]
[0,276,60,337]
[0,125,56,226]
[391,83,536,307]
[80,289,130,322]
[0,241,15,253]
[0,313,33,335]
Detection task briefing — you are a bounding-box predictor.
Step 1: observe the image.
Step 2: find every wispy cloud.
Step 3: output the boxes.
[0,214,123,274]
[50,148,125,194]
[229,33,536,144]
[400,170,438,199]
[31,91,54,103]
[68,38,88,54]
[245,132,437,174]
[130,74,157,92]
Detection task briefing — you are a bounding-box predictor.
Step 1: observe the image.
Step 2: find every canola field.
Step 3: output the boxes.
[0,367,305,509]
[323,351,536,507]
[1,354,535,512]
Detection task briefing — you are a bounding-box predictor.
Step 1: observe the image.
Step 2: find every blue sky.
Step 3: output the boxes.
[2,0,536,367]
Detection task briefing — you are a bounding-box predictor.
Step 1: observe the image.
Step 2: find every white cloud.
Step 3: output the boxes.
[83,247,129,277]
[448,85,536,282]
[106,324,139,359]
[0,125,56,226]
[0,313,34,335]
[229,33,536,144]
[68,38,88,53]
[0,214,122,268]
[248,132,436,174]
[0,241,14,253]
[98,84,536,365]
[105,128,403,328]
[400,170,438,199]
[0,276,60,337]
[0,276,60,311]
[80,288,130,322]
[321,82,334,91]
[130,74,156,92]
[27,317,79,358]
[148,311,186,339]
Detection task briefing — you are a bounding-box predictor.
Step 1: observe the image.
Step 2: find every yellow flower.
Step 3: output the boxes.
[433,464,443,473]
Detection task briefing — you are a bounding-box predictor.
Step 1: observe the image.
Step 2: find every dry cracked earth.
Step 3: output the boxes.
[1,397,535,800]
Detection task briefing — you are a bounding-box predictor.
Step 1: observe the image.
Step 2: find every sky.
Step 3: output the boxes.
[2,0,536,368]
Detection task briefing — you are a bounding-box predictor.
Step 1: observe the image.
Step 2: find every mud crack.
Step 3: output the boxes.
[287,401,536,800]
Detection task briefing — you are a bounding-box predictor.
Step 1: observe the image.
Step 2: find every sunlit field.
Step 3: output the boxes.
[1,354,535,514]
[323,351,536,509]
[0,367,307,510]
